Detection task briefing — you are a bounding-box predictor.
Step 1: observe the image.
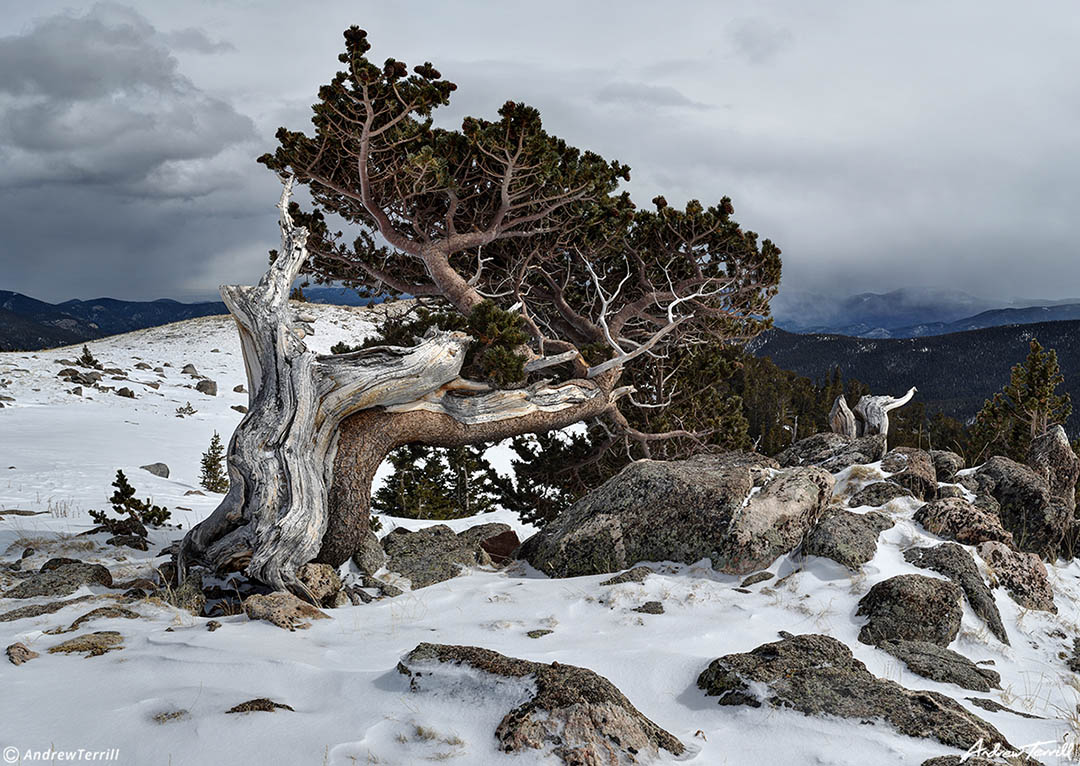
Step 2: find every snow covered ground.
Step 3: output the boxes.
[3,305,1080,765]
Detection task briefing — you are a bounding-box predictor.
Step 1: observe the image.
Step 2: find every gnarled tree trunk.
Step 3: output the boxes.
[829,395,858,438]
[179,179,616,592]
[853,386,917,444]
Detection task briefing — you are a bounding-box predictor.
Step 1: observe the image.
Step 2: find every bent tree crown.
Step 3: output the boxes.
[179,27,781,596]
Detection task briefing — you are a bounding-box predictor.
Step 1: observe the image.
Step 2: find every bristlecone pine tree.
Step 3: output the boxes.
[971,339,1072,463]
[199,432,229,494]
[178,27,782,595]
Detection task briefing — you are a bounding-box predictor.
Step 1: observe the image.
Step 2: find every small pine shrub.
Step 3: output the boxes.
[331,341,360,355]
[199,432,229,493]
[88,470,170,532]
[175,402,197,417]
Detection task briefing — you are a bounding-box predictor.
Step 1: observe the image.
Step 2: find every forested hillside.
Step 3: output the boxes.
[751,319,1080,434]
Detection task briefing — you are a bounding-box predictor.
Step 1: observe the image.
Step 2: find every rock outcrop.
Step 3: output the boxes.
[775,433,887,472]
[903,543,1008,645]
[1027,425,1079,513]
[697,633,1012,751]
[881,448,937,501]
[520,453,832,578]
[973,456,1070,560]
[400,643,684,765]
[914,497,1014,547]
[856,574,963,647]
[976,541,1056,613]
[803,508,893,569]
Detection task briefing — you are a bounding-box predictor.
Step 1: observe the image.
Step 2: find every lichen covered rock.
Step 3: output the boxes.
[3,562,112,599]
[520,454,831,578]
[400,643,684,765]
[856,574,963,647]
[976,541,1056,613]
[804,508,893,569]
[698,633,1011,751]
[243,591,329,630]
[914,497,1014,547]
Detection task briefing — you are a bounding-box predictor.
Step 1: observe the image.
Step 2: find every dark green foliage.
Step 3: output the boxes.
[499,346,757,528]
[89,470,170,532]
[372,444,501,520]
[330,341,357,355]
[77,344,101,369]
[970,339,1072,463]
[463,301,529,387]
[199,432,229,494]
[175,401,197,417]
[289,284,308,302]
[258,26,780,401]
[496,429,609,529]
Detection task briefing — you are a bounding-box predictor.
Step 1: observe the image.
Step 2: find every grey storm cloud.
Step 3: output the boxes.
[0,3,254,196]
[0,0,1077,304]
[594,81,712,110]
[161,27,235,54]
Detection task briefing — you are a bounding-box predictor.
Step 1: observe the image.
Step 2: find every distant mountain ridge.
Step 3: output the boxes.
[772,287,1080,338]
[750,319,1080,436]
[0,287,376,351]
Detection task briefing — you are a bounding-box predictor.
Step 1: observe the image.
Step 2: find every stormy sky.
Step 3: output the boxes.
[1,1,1077,303]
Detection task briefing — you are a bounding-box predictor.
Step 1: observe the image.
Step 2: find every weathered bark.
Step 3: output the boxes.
[854,387,917,444]
[319,377,615,565]
[180,179,616,591]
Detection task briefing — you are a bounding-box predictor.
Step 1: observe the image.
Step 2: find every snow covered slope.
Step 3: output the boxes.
[2,306,1080,765]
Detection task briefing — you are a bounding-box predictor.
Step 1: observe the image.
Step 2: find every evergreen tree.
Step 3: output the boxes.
[199,432,229,493]
[496,429,604,528]
[445,445,502,516]
[372,444,500,520]
[89,469,170,530]
[970,339,1072,463]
